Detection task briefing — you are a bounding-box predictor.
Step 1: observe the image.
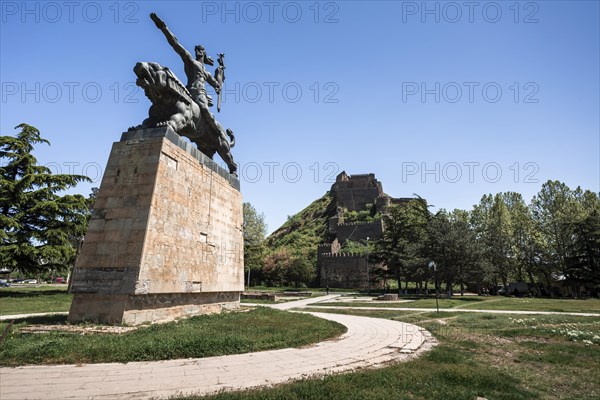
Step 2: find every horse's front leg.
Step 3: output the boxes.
[156,103,189,132]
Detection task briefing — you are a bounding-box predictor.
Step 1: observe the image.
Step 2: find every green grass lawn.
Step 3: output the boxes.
[0,307,345,366]
[240,298,278,304]
[316,296,600,313]
[0,285,72,315]
[179,308,600,400]
[461,297,600,313]
[4,285,599,400]
[247,286,349,294]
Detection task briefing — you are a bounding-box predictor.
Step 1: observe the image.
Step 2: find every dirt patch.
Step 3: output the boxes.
[419,316,458,325]
[19,325,139,335]
[512,336,553,344]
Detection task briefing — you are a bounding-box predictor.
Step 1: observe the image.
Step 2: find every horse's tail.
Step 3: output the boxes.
[226,129,235,148]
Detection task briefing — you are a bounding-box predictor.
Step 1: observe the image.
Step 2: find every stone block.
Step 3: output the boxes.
[378,294,399,301]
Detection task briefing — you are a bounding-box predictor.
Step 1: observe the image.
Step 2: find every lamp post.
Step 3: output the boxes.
[428,261,439,314]
[366,237,370,295]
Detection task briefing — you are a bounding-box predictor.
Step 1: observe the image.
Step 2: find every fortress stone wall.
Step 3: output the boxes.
[336,221,383,243]
[319,252,368,288]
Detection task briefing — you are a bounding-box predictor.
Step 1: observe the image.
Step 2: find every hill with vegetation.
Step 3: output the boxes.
[266,191,336,252]
[253,191,337,287]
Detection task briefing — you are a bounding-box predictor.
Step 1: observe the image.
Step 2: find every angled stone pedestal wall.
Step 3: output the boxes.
[68,128,243,325]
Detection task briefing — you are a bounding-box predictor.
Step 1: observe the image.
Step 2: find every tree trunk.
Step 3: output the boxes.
[543,272,553,298]
[527,271,540,297]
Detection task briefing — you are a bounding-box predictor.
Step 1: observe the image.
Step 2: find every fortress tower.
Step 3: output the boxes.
[319,171,417,288]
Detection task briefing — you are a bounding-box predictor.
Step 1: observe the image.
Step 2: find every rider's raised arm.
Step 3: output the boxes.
[150,13,193,63]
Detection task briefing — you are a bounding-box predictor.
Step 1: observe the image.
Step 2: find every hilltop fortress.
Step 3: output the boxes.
[318,172,414,288]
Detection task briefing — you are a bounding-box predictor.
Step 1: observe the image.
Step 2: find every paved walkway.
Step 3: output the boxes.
[0,296,434,400]
[4,294,595,399]
[304,305,600,317]
[271,294,342,310]
[245,294,599,317]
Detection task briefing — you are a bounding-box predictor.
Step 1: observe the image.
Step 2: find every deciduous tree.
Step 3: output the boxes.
[375,198,429,294]
[242,202,267,285]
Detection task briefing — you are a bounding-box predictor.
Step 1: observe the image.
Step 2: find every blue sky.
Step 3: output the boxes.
[1,1,599,233]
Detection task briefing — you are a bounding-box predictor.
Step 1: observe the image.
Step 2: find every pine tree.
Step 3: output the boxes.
[426,209,481,296]
[0,124,91,274]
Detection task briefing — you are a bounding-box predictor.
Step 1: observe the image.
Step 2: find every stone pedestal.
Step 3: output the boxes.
[68,127,243,325]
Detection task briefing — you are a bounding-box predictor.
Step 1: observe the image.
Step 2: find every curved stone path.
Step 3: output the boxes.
[0,299,434,400]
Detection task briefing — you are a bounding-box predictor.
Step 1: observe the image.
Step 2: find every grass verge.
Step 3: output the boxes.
[0,286,72,315]
[0,307,345,366]
[246,286,348,294]
[175,308,600,400]
[240,299,278,304]
[317,297,600,313]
